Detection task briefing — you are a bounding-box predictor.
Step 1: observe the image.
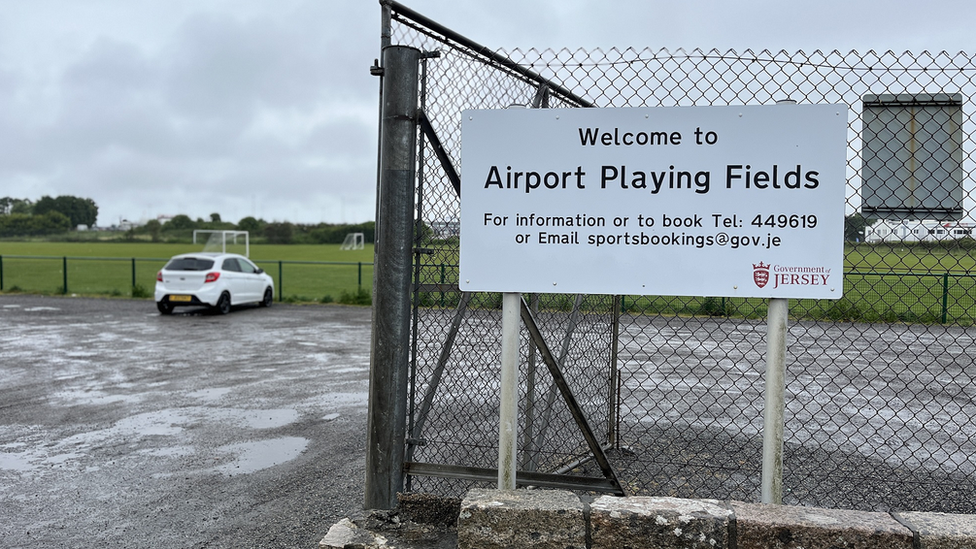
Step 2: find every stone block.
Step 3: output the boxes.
[319,518,387,549]
[731,501,913,549]
[457,488,586,549]
[895,511,976,549]
[590,495,732,548]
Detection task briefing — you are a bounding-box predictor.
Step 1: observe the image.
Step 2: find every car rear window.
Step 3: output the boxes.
[164,257,215,271]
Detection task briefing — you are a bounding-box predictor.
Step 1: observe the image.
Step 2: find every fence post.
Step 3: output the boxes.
[278,261,283,302]
[365,44,421,510]
[131,258,137,289]
[440,264,445,307]
[0,255,3,290]
[609,295,622,447]
[942,272,950,323]
[62,257,68,294]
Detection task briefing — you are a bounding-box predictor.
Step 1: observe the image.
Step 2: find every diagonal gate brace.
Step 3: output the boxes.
[418,109,461,197]
[404,293,626,495]
[519,296,626,496]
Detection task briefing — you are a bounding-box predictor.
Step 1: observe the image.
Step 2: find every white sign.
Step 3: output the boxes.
[459,104,848,299]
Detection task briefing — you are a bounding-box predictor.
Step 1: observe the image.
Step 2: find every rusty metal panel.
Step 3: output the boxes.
[862,93,964,220]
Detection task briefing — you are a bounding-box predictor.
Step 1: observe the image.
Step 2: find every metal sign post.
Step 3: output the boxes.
[498,292,520,490]
[762,297,788,504]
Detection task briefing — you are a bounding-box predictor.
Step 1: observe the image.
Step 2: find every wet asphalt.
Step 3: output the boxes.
[0,294,372,548]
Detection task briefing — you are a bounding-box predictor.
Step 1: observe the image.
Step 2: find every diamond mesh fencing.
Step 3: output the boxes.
[388,5,976,512]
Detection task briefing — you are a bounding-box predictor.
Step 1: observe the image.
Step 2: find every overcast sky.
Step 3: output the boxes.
[3,0,976,227]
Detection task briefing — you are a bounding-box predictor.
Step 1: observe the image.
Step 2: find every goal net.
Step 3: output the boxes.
[340,232,365,250]
[194,230,250,256]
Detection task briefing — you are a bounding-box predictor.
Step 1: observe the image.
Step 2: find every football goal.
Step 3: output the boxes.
[340,232,365,250]
[193,230,250,256]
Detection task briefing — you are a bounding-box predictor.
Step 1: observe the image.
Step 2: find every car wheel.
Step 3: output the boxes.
[157,301,174,315]
[216,292,232,315]
[260,287,273,307]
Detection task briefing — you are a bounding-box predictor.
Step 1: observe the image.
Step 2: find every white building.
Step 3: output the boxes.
[864,220,974,243]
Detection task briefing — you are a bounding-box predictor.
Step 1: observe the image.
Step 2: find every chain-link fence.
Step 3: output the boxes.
[386,2,976,512]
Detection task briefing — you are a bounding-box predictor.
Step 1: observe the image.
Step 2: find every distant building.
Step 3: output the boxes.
[430,220,459,238]
[119,219,142,231]
[864,220,975,243]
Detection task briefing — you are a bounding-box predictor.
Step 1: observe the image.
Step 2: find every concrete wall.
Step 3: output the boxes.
[458,488,976,549]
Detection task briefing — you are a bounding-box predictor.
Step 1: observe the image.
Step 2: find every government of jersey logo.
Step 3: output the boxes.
[753,262,770,288]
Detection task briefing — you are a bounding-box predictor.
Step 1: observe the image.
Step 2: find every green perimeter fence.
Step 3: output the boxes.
[3,254,975,324]
[0,255,373,303]
[412,264,976,325]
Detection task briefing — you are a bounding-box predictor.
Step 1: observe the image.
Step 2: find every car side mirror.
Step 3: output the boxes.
[255,268,264,274]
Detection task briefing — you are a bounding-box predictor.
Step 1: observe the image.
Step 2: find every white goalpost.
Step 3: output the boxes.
[193,230,250,256]
[340,232,365,250]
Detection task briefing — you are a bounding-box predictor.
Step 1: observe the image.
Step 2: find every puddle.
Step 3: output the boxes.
[140,446,195,458]
[42,452,85,466]
[59,409,187,449]
[322,413,341,421]
[0,452,34,471]
[187,387,233,402]
[52,389,141,406]
[114,410,188,436]
[330,367,366,374]
[234,409,298,429]
[213,436,308,475]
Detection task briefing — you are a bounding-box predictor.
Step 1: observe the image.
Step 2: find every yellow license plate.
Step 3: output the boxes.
[170,295,192,302]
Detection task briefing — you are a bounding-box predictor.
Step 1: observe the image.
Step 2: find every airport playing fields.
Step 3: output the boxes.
[0,241,375,303]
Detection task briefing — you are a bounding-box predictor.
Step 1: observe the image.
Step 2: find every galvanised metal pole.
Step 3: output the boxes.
[498,292,521,490]
[761,297,788,504]
[365,44,421,510]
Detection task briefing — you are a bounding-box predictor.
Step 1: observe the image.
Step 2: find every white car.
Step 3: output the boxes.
[154,252,275,315]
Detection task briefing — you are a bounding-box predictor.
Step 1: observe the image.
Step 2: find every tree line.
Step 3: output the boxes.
[0,196,99,236]
[0,196,874,244]
[0,198,375,243]
[132,213,375,245]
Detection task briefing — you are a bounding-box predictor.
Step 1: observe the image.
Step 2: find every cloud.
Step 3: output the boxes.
[4,0,976,227]
[0,1,382,225]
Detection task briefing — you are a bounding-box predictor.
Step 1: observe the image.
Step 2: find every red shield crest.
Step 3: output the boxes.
[753,262,770,288]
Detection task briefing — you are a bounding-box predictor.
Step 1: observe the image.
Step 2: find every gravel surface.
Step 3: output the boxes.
[5,292,975,548]
[0,294,372,548]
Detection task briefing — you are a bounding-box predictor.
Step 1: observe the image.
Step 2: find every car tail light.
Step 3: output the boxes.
[205,272,220,283]
[156,271,163,282]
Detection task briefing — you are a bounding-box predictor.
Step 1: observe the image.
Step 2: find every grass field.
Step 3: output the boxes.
[845,242,976,273]
[0,241,374,303]
[408,242,976,325]
[3,240,976,324]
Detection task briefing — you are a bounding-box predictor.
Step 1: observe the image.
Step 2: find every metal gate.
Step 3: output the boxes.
[371,0,976,514]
